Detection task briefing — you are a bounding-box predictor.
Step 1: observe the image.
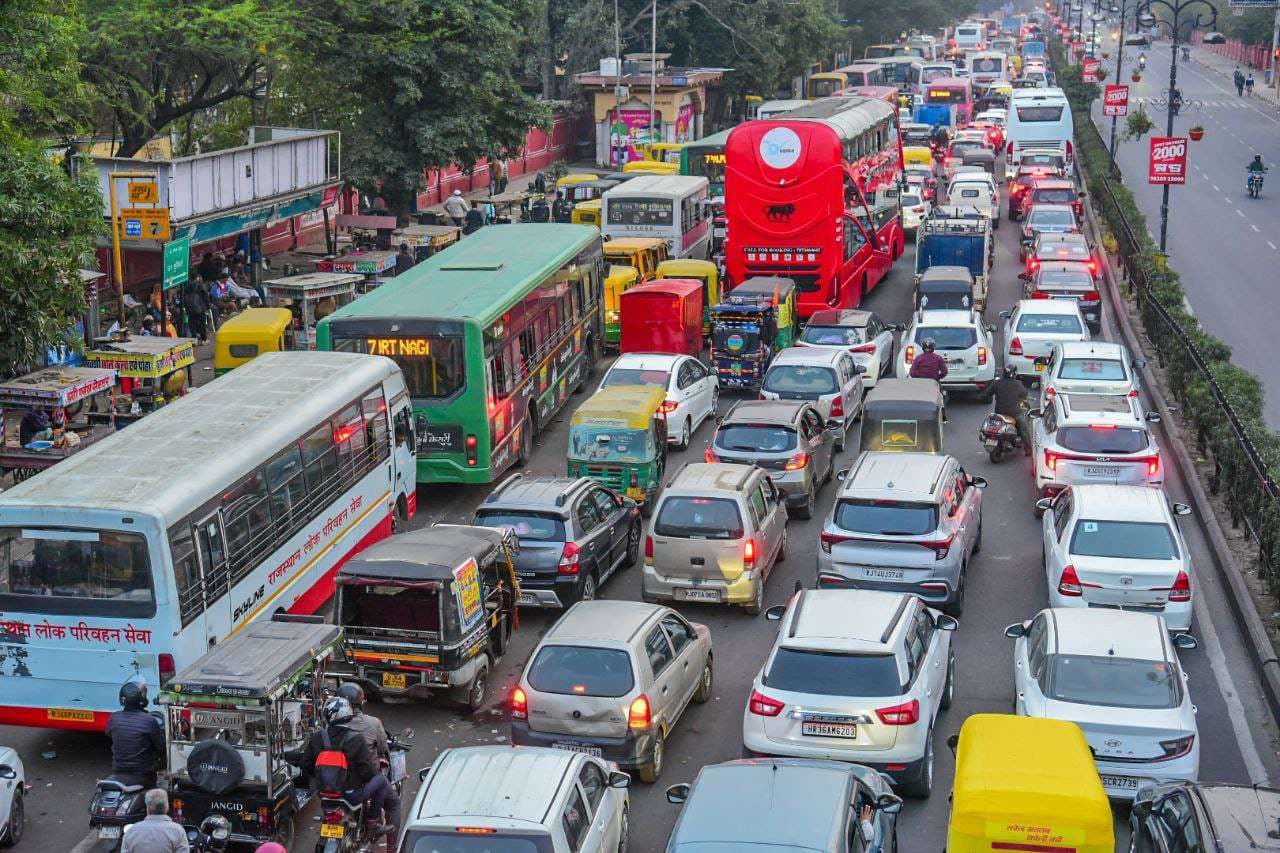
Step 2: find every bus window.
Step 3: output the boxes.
[265,445,307,530]
[222,471,271,581]
[169,523,203,626]
[302,422,338,496]
[0,528,156,617]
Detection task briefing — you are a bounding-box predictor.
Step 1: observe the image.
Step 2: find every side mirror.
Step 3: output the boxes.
[998,310,1011,319]
[1077,191,1087,199]
[1004,621,1028,639]
[985,324,996,333]
[1028,408,1043,419]
[764,604,788,621]
[825,419,841,431]
[1035,497,1053,513]
[1018,272,1031,281]
[417,764,433,781]
[666,782,691,804]
[608,770,632,788]
[937,614,959,632]
[970,476,988,489]
[1173,502,1192,516]
[835,468,849,481]
[876,792,905,815]
[946,733,960,757]
[1145,412,1161,423]
[1132,782,1159,815]
[1173,633,1199,651]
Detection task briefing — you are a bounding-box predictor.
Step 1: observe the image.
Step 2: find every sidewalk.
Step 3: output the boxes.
[1184,42,1280,107]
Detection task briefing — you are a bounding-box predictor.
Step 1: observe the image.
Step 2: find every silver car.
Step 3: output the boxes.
[817,452,986,616]
[760,347,865,451]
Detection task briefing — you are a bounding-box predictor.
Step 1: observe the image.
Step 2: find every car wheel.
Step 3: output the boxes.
[789,488,815,520]
[0,789,22,847]
[638,728,665,783]
[902,729,934,798]
[940,652,956,710]
[944,571,965,618]
[693,657,713,703]
[675,418,691,451]
[624,522,642,568]
[745,578,764,615]
[579,572,598,603]
[834,424,846,452]
[270,812,295,848]
[776,529,787,563]
[710,387,719,415]
[465,664,489,714]
[617,805,629,853]
[973,517,983,555]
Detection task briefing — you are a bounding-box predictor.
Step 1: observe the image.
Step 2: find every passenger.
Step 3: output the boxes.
[120,788,188,853]
[300,697,392,839]
[337,683,401,847]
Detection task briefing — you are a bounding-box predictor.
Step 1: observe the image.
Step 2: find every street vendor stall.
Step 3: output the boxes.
[396,224,460,262]
[316,249,397,292]
[262,271,362,350]
[0,366,117,481]
[474,190,533,223]
[84,336,195,415]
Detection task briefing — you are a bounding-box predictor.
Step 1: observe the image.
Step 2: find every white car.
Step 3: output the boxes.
[1006,607,1199,798]
[898,309,997,398]
[1038,340,1142,408]
[901,189,933,233]
[1031,393,1164,500]
[0,746,23,846]
[975,109,1006,127]
[761,347,865,450]
[600,352,717,450]
[947,173,1000,228]
[747,589,958,797]
[999,299,1090,381]
[795,309,899,388]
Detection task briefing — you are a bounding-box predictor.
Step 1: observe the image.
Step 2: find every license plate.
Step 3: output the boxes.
[1084,465,1120,477]
[518,591,538,605]
[48,708,95,722]
[862,568,906,581]
[320,823,346,839]
[1100,774,1139,790]
[1034,362,1045,372]
[99,827,122,840]
[381,672,407,690]
[553,743,603,757]
[983,439,999,448]
[802,722,857,738]
[677,587,721,602]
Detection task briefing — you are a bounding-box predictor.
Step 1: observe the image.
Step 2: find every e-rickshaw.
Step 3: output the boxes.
[655,258,721,334]
[915,265,976,312]
[946,714,1114,853]
[902,145,934,170]
[709,277,797,389]
[566,179,621,205]
[568,385,668,514]
[572,198,603,229]
[160,616,344,848]
[334,524,518,713]
[622,160,679,176]
[604,264,641,347]
[638,142,686,164]
[556,173,601,193]
[960,147,997,177]
[859,378,945,453]
[213,308,295,375]
[603,237,669,281]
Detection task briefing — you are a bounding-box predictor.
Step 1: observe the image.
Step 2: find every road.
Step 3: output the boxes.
[1090,29,1280,425]
[10,170,1280,853]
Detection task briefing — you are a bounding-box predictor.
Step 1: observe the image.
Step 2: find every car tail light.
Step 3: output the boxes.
[1129,388,1140,398]
[466,434,478,467]
[704,448,720,463]
[917,536,953,560]
[659,400,678,414]
[644,535,653,560]
[977,346,988,365]
[1009,337,1024,356]
[1044,449,1060,472]
[628,695,652,729]
[1045,386,1057,398]
[875,699,920,725]
[1145,455,1160,477]
[911,205,926,213]
[784,452,810,471]
[743,538,757,569]
[1082,290,1101,303]
[904,344,916,364]
[817,572,847,586]
[1065,140,1074,162]
[1030,291,1051,299]
[558,542,581,575]
[160,653,176,685]
[829,395,844,419]
[1007,141,1015,156]
[511,687,528,720]
[1168,570,1191,602]
[749,689,785,717]
[1157,734,1195,760]
[851,343,877,354]
[1027,258,1040,272]
[819,531,848,554]
[1058,564,1082,596]
[946,157,958,165]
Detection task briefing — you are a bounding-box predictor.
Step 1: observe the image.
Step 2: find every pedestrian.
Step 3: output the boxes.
[140,316,157,337]
[163,310,178,338]
[443,189,468,228]
[198,251,220,284]
[121,789,189,853]
[182,278,210,343]
[1247,73,1255,95]
[495,157,509,194]
[394,242,416,274]
[464,200,485,235]
[1234,67,1245,96]
[551,190,571,223]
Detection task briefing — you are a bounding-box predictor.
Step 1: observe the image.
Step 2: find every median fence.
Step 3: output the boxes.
[1049,41,1280,596]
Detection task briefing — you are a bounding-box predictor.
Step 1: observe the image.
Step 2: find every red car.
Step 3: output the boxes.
[1007,173,1040,221]
[1017,178,1085,222]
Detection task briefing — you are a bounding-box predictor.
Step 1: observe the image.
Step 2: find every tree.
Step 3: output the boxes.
[1,0,91,134]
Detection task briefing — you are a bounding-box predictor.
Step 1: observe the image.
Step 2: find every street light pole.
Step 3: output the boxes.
[1109,0,1136,157]
[649,0,658,150]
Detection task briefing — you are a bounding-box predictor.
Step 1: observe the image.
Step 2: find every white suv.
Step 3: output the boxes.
[1000,299,1090,381]
[1037,484,1194,630]
[1038,340,1142,408]
[600,352,718,450]
[745,588,957,798]
[1031,393,1163,501]
[897,309,997,398]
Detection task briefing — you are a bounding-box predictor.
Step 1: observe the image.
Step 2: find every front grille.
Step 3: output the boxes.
[586,465,626,490]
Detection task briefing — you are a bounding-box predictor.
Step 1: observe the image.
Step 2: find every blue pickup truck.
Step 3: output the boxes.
[915,206,993,310]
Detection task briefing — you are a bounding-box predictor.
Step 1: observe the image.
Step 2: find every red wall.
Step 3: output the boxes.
[1192,31,1274,72]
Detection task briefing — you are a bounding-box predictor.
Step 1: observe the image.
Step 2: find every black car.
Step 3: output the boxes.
[474,475,642,607]
[1130,780,1280,852]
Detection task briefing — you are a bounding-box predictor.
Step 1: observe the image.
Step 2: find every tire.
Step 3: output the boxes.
[940,652,956,710]
[0,790,22,848]
[834,425,846,452]
[271,812,296,849]
[675,418,691,451]
[973,517,983,555]
[579,572,598,603]
[745,578,764,615]
[465,664,489,714]
[514,415,533,468]
[624,522,642,568]
[776,529,787,563]
[617,805,629,853]
[944,571,965,618]
[901,730,935,798]
[988,447,1004,464]
[789,488,815,520]
[637,728,665,783]
[693,657,713,703]
[186,739,245,794]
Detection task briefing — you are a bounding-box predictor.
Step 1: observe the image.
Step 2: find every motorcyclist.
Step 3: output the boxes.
[929,123,950,149]
[337,683,400,847]
[104,676,165,788]
[1248,154,1267,175]
[908,338,949,382]
[991,364,1033,456]
[300,697,392,839]
[1138,52,1147,69]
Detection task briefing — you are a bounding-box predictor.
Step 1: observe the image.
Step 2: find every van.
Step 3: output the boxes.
[1005,89,1074,179]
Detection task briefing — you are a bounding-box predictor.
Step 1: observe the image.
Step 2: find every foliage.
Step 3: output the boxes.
[0,0,91,136]
[1124,104,1155,141]
[1214,4,1275,45]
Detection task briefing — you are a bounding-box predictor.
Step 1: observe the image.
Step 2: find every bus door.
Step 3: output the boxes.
[389,394,417,520]
[194,511,231,645]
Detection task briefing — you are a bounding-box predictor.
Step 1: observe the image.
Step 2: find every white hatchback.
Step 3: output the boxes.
[999,299,1090,381]
[760,347,865,451]
[600,352,718,450]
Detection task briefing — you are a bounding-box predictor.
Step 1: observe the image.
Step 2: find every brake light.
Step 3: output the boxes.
[743,538,757,568]
[704,448,719,463]
[644,535,653,560]
[1087,259,1097,273]
[1168,570,1191,602]
[829,395,844,419]
[558,542,581,575]
[819,531,848,553]
[1089,423,1117,430]
[945,157,958,165]
[160,653,176,685]
[977,345,988,366]
[466,434,478,467]
[1030,291,1051,299]
[1028,258,1040,272]
[1007,141,1014,156]
[1045,449,1060,471]
[628,695,652,729]
[511,687,528,720]
[1065,140,1073,162]
[1157,734,1195,760]
[850,343,877,353]
[749,689,784,717]
[1045,386,1057,398]
[904,344,916,364]
[1128,388,1140,398]
[1058,564,1082,596]
[659,400,678,414]
[911,205,926,213]
[784,452,810,471]
[1082,290,1101,302]
[1146,455,1160,477]
[876,699,920,725]
[1009,336,1024,356]
[918,537,953,560]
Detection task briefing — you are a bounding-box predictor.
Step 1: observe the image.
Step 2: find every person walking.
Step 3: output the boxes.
[495,158,509,193]
[443,190,468,228]
[120,789,189,853]
[464,200,486,235]
[1234,67,1245,96]
[1246,73,1255,96]
[182,278,210,343]
[551,190,571,223]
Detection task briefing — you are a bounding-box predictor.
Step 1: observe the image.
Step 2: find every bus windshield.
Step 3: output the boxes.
[607,198,673,227]
[686,150,726,191]
[332,333,465,400]
[0,527,155,618]
[809,76,845,98]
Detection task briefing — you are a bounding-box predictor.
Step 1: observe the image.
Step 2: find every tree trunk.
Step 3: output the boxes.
[115,119,154,159]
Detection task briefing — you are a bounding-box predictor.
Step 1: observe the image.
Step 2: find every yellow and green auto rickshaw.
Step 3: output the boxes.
[568,385,668,514]
[212,308,295,375]
[556,172,601,192]
[572,198,603,229]
[622,160,679,176]
[655,258,721,335]
[638,142,686,164]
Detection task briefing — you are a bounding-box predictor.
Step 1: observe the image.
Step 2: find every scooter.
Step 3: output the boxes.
[1248,171,1265,199]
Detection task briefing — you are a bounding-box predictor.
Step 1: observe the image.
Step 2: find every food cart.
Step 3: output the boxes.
[0,366,117,481]
[619,279,704,357]
[262,271,362,350]
[316,249,397,292]
[396,224,460,262]
[84,336,196,415]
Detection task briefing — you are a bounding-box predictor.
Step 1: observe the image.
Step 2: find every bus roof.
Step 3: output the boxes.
[0,351,400,522]
[603,174,709,198]
[323,224,600,330]
[772,96,896,140]
[927,77,971,88]
[683,128,733,151]
[570,385,668,429]
[836,62,883,73]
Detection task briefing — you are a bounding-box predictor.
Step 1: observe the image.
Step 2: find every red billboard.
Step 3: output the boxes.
[1148,136,1188,185]
[1082,58,1101,82]
[1103,84,1129,116]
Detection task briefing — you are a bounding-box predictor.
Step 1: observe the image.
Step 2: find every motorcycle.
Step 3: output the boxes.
[309,728,414,853]
[979,400,1029,463]
[1248,171,1265,199]
[186,814,232,852]
[88,777,149,851]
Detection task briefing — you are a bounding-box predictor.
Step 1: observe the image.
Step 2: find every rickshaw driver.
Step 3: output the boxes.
[300,697,393,838]
[337,683,401,846]
[105,676,165,788]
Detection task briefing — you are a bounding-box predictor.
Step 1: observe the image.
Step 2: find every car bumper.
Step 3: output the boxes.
[1046,590,1193,631]
[940,376,994,392]
[643,564,758,605]
[816,557,962,606]
[514,578,574,608]
[743,722,930,784]
[1094,753,1199,800]
[1037,473,1163,494]
[511,721,655,769]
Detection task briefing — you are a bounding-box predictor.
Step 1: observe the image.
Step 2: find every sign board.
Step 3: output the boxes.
[1228,0,1278,7]
[119,207,171,242]
[1103,84,1130,116]
[162,235,191,290]
[1148,136,1188,185]
[452,557,483,632]
[127,181,159,204]
[1082,58,1101,82]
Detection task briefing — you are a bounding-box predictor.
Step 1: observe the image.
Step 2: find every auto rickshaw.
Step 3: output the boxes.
[902,145,934,171]
[946,714,1114,853]
[333,524,518,712]
[638,142,686,164]
[555,172,600,192]
[566,179,621,205]
[572,198,603,229]
[604,264,641,347]
[213,307,295,375]
[568,385,668,514]
[859,378,945,453]
[960,147,997,177]
[603,237,670,282]
[656,258,721,335]
[159,615,344,848]
[619,279,704,357]
[709,276,797,389]
[915,265,976,312]
[622,160,679,176]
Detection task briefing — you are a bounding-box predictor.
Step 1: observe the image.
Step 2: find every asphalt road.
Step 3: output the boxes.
[1089,28,1280,425]
[11,168,1280,853]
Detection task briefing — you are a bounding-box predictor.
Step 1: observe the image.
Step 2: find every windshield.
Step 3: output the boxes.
[1033,188,1077,203]
[601,367,669,389]
[473,511,566,542]
[798,325,864,346]
[1030,209,1077,229]
[332,334,465,400]
[763,365,838,395]
[1059,357,1127,380]
[526,645,635,697]
[1043,655,1178,709]
[1022,154,1061,168]
[1038,269,1094,290]
[0,528,155,618]
[1016,313,1083,334]
[607,198,673,227]
[1070,519,1178,560]
[950,142,985,157]
[714,424,798,454]
[915,327,977,350]
[1015,104,1065,121]
[833,500,938,535]
[654,497,744,539]
[405,834,546,853]
[568,425,652,462]
[764,649,902,696]
[902,193,924,207]
[1056,426,1149,454]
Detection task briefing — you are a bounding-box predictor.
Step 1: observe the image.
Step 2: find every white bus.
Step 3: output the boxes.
[1004,88,1075,179]
[0,351,415,730]
[954,22,986,51]
[602,174,712,260]
[967,50,1010,87]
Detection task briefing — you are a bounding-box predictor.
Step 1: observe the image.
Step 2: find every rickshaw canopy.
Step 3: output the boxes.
[727,276,797,306]
[337,525,513,588]
[570,385,668,431]
[863,378,945,418]
[568,179,622,202]
[622,161,679,175]
[902,145,934,168]
[556,172,601,189]
[620,279,704,358]
[572,198,603,227]
[214,308,293,373]
[860,378,946,452]
[917,266,976,310]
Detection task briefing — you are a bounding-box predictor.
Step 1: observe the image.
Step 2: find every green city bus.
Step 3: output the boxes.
[316,224,604,485]
[679,128,733,197]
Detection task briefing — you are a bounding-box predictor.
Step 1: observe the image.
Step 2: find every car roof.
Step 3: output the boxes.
[1032,178,1075,189]
[1058,340,1126,358]
[844,451,951,497]
[806,309,872,327]
[1013,298,1081,315]
[1038,232,1088,244]
[546,600,662,643]
[610,352,682,370]
[1071,483,1169,521]
[1057,393,1140,423]
[1194,785,1280,850]
[771,346,844,366]
[783,589,912,651]
[1047,608,1168,660]
[668,461,757,493]
[480,475,587,515]
[914,308,979,327]
[417,746,574,825]
[723,399,807,425]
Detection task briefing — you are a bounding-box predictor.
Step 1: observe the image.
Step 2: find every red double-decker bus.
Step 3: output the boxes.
[724,96,905,318]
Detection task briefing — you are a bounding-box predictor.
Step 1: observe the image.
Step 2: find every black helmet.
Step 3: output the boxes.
[921,338,937,353]
[323,696,355,726]
[337,682,365,710]
[119,676,148,710]
[1003,363,1019,379]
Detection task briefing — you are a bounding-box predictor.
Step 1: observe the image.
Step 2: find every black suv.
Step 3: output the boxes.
[1130,780,1280,852]
[474,475,642,607]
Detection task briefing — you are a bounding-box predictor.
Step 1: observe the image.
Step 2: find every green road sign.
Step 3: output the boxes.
[162,234,191,290]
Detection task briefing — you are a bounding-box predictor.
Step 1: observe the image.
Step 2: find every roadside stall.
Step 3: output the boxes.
[474,189,533,222]
[262,271,362,350]
[619,279,704,357]
[568,385,668,514]
[84,336,196,415]
[317,249,397,292]
[213,308,295,375]
[709,276,797,389]
[395,224,460,262]
[0,366,117,482]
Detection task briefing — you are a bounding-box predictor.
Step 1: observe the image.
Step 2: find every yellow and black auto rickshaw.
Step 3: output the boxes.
[213,307,295,375]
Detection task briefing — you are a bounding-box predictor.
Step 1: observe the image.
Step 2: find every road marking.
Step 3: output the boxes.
[1237,209,1246,218]
[1252,224,1261,232]
[1269,240,1278,251]
[1213,184,1220,192]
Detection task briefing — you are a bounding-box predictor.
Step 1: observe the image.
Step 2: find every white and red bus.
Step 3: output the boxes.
[0,351,415,730]
[724,96,905,318]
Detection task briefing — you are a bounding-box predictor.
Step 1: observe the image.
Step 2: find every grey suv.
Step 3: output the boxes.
[475,475,642,607]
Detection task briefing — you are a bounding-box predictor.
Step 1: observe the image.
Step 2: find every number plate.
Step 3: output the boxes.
[1084,465,1120,477]
[48,708,95,722]
[1100,774,1139,791]
[381,672,407,690]
[553,743,603,757]
[99,827,122,840]
[1034,362,1046,372]
[676,587,721,602]
[802,721,858,738]
[518,591,538,605]
[320,823,346,839]
[983,439,999,448]
[861,568,906,581]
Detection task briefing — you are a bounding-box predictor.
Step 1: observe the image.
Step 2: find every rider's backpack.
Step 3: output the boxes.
[314,728,356,793]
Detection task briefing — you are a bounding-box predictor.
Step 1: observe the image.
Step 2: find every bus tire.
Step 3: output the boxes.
[394,495,408,531]
[515,415,533,468]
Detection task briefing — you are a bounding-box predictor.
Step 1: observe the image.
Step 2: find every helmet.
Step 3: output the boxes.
[337,682,365,710]
[323,696,355,725]
[921,338,936,353]
[119,675,148,710]
[1003,364,1019,379]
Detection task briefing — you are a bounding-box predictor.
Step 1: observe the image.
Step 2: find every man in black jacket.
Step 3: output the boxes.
[105,678,165,788]
[300,697,391,837]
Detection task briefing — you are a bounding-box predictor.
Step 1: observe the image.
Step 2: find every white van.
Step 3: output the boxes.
[954,22,986,51]
[1004,89,1074,179]
[602,174,711,259]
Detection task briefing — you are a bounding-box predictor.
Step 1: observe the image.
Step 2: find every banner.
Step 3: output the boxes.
[1148,136,1188,185]
[1103,84,1130,116]
[1082,58,1101,82]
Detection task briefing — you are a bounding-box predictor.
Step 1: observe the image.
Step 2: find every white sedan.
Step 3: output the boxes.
[599,352,718,450]
[0,746,24,846]
[1006,607,1199,799]
[999,299,1089,381]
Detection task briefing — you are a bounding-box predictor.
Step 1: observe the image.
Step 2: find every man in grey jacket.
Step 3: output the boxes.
[443,190,469,227]
[121,789,188,853]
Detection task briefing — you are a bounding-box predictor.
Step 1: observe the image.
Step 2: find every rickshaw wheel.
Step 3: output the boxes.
[270,812,296,848]
[465,666,489,714]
